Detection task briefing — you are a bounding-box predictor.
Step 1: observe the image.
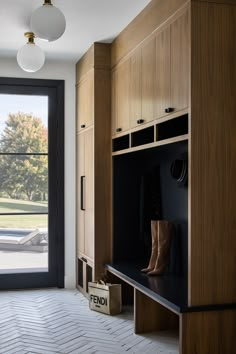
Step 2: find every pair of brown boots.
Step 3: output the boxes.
[141,220,173,276]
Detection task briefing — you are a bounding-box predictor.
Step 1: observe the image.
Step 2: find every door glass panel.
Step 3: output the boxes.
[0,215,48,273]
[0,155,48,213]
[0,94,48,153]
[0,94,48,274]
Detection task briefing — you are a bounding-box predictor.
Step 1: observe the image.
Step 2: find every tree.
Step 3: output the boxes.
[0,112,48,201]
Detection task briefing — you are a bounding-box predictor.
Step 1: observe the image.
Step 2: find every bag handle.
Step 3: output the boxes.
[97,280,106,285]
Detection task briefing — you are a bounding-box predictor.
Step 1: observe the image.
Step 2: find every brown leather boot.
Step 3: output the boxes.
[141,220,158,273]
[148,220,173,276]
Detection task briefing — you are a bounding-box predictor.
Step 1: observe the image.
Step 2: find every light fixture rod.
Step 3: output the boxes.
[24,32,35,44]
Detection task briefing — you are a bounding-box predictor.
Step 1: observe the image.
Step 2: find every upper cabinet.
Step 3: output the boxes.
[170,9,189,112]
[111,8,189,136]
[76,70,94,132]
[111,60,130,135]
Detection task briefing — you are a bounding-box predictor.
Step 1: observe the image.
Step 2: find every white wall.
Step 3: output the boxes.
[0,57,76,288]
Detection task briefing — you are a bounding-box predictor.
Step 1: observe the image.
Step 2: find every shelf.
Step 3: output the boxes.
[112,134,130,152]
[112,134,188,156]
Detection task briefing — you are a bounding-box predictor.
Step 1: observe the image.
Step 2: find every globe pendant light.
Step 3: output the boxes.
[30,0,66,42]
[17,32,45,73]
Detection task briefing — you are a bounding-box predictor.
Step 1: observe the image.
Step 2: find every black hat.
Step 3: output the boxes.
[170,155,188,187]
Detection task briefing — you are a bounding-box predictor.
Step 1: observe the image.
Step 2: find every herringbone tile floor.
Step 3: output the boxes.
[0,289,179,354]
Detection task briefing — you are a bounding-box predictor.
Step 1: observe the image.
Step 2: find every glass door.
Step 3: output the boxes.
[0,78,64,289]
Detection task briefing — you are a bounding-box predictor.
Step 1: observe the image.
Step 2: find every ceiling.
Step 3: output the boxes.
[0,0,150,63]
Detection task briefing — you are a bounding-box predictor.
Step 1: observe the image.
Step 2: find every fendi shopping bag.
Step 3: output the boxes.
[88,281,122,315]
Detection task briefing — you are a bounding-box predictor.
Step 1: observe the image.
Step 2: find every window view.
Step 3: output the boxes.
[0,94,48,273]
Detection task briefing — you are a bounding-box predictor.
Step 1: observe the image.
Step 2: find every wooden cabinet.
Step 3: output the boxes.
[111,60,130,135]
[129,48,142,130]
[76,70,94,132]
[141,37,156,124]
[112,8,189,136]
[77,128,94,261]
[110,0,236,352]
[170,9,189,112]
[76,43,111,295]
[155,26,171,119]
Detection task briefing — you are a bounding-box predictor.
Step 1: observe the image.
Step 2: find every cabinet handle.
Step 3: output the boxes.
[165,108,174,113]
[80,176,85,211]
[137,119,144,124]
[116,128,122,133]
[81,257,87,263]
[81,124,86,128]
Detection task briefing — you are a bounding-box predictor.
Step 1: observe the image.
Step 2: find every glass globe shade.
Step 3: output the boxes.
[17,43,45,73]
[30,4,66,42]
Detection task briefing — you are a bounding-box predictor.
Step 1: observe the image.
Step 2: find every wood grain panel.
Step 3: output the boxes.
[170,7,190,112]
[155,26,171,119]
[84,127,94,261]
[76,45,94,84]
[112,60,130,134]
[111,69,117,135]
[76,133,85,255]
[94,69,112,278]
[111,0,188,67]
[134,289,179,334]
[76,70,94,131]
[129,48,142,129]
[189,2,236,305]
[180,310,236,354]
[76,43,111,83]
[141,37,156,123]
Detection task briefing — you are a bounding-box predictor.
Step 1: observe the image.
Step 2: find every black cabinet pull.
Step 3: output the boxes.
[80,176,85,211]
[165,108,174,113]
[116,128,122,132]
[81,124,86,128]
[81,257,87,263]
[137,119,144,124]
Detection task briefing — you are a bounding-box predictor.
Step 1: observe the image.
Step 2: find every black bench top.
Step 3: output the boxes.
[105,262,236,314]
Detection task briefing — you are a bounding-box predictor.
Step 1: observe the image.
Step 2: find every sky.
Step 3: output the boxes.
[0,94,48,135]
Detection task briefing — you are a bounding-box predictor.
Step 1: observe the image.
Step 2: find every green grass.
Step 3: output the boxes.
[0,198,48,228]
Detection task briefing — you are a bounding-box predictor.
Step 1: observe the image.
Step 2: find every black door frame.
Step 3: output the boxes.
[0,77,64,289]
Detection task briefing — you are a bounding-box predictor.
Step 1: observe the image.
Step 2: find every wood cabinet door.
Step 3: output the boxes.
[170,9,189,112]
[155,26,171,119]
[77,132,85,256]
[141,36,156,123]
[111,60,130,135]
[129,48,142,129]
[77,71,94,132]
[84,128,94,261]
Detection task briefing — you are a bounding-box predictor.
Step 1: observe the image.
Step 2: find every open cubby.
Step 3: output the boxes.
[78,259,83,288]
[112,140,188,309]
[157,115,188,141]
[112,134,130,152]
[131,126,154,147]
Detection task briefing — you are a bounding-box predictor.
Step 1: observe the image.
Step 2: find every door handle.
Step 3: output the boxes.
[81,176,85,211]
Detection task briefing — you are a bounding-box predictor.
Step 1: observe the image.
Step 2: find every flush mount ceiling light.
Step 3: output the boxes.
[17,32,45,72]
[30,0,66,42]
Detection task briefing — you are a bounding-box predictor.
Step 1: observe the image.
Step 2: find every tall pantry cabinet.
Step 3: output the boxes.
[76,43,111,295]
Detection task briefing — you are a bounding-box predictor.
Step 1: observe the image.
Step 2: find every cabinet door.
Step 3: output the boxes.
[84,128,94,261]
[77,132,85,256]
[129,48,142,129]
[111,60,130,135]
[141,37,156,123]
[77,71,94,131]
[170,9,189,112]
[155,27,171,119]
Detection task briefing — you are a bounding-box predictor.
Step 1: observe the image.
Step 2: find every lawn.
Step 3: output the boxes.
[0,198,48,228]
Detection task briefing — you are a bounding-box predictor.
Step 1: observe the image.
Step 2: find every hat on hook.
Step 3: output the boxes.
[170,154,188,187]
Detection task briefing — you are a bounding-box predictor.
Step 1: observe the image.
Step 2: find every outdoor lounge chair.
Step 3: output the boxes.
[0,228,48,252]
